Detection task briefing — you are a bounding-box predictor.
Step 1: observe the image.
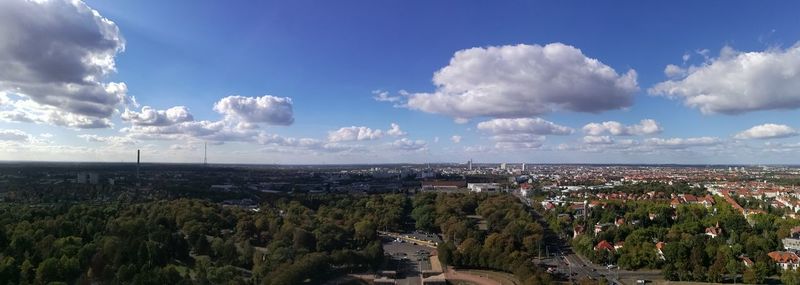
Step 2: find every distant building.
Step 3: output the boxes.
[595,240,615,252]
[655,242,666,260]
[467,183,500,193]
[769,251,800,270]
[741,256,754,268]
[422,181,466,191]
[594,222,614,234]
[76,172,99,184]
[784,237,800,252]
[705,222,723,238]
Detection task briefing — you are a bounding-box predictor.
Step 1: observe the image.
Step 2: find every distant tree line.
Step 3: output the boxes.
[0,193,408,284]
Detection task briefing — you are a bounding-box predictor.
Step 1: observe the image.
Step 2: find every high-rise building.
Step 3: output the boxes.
[468,159,473,170]
[522,163,526,171]
[500,163,507,170]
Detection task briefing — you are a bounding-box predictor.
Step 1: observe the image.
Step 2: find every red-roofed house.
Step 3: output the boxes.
[741,256,754,268]
[705,222,723,238]
[655,242,666,260]
[701,195,715,208]
[769,251,800,270]
[595,240,615,252]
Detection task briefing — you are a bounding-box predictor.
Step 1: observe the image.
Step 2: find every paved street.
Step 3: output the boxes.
[514,191,663,285]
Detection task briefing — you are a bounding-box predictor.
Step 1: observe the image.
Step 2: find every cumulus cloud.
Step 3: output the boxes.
[582,119,662,136]
[650,44,800,114]
[644,137,721,149]
[400,43,638,119]
[372,90,403,104]
[477,118,574,135]
[0,0,128,124]
[389,138,427,151]
[763,141,800,153]
[328,126,383,142]
[213,95,294,125]
[664,64,686,78]
[121,106,194,126]
[78,134,136,146]
[450,135,462,143]
[486,133,545,150]
[386,123,406,137]
[734,124,798,139]
[495,141,544,150]
[0,129,32,142]
[118,94,306,149]
[0,95,112,128]
[583,135,614,145]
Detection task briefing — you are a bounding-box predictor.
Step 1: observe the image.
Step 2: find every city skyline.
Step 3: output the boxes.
[3,0,800,164]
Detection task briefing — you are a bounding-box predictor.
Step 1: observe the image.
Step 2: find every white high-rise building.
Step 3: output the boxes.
[522,163,526,171]
[500,163,507,170]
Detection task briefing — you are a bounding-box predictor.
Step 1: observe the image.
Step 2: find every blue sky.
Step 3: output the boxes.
[2,0,800,164]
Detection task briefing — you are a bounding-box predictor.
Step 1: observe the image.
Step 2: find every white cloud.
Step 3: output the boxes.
[0,129,31,142]
[213,95,294,125]
[583,135,614,145]
[0,0,128,123]
[644,137,721,149]
[0,95,112,128]
[651,44,800,114]
[495,141,543,150]
[78,134,136,146]
[401,43,638,119]
[763,142,800,153]
[734,124,798,139]
[372,90,402,103]
[487,133,545,150]
[386,123,406,137]
[121,106,194,126]
[328,126,383,142]
[664,64,686,78]
[582,119,662,136]
[389,138,427,151]
[169,144,199,151]
[477,118,574,135]
[450,135,462,143]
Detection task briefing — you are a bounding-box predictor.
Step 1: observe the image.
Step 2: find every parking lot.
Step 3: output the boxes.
[383,237,434,285]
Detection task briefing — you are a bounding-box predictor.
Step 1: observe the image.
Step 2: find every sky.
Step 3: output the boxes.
[2,0,800,164]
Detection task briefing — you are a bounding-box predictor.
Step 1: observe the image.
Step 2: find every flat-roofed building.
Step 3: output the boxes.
[467,183,500,192]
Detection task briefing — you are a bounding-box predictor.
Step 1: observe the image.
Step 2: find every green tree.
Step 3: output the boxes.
[782,268,800,285]
[354,220,376,244]
[35,257,60,284]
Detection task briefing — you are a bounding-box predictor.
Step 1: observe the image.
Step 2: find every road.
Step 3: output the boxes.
[513,191,662,285]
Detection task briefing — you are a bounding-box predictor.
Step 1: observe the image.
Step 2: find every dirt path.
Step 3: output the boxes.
[445,267,502,285]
